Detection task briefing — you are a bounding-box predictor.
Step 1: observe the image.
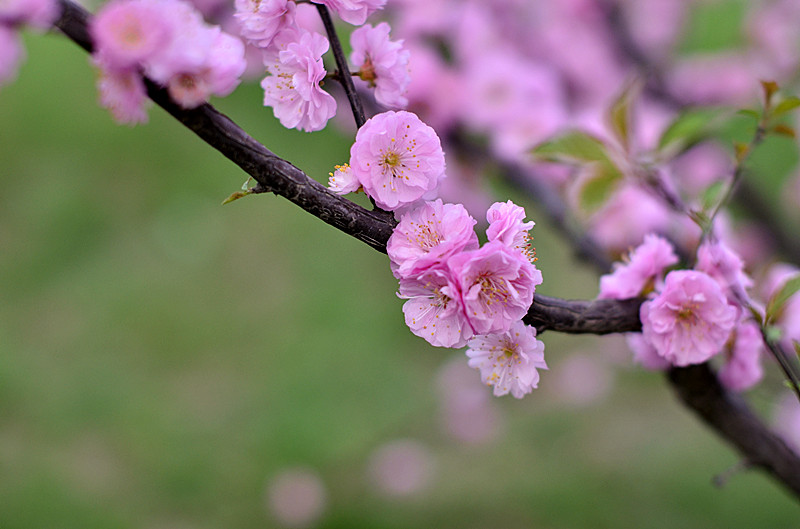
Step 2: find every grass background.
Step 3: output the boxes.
[1,3,799,527]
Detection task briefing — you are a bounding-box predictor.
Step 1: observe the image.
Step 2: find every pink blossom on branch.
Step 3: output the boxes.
[718,321,764,392]
[466,321,547,399]
[90,0,171,70]
[350,22,411,108]
[349,110,445,210]
[486,200,535,261]
[387,199,479,280]
[94,61,150,124]
[261,30,337,132]
[233,0,296,50]
[398,266,473,348]
[598,234,678,300]
[327,163,360,195]
[310,0,386,25]
[449,241,543,336]
[640,270,737,367]
[0,0,58,30]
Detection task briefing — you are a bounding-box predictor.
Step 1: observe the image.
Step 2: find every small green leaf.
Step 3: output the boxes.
[761,80,780,108]
[222,190,252,205]
[772,96,800,118]
[766,274,800,324]
[747,304,765,325]
[576,163,623,212]
[657,108,724,152]
[700,180,727,212]
[733,141,750,163]
[794,340,800,359]
[736,108,760,121]
[771,123,796,138]
[765,325,784,343]
[607,79,641,151]
[531,131,611,164]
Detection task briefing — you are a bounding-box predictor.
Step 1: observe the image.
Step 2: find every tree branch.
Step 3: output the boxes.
[52,0,800,501]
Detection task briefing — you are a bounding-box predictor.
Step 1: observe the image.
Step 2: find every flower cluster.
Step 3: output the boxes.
[0,0,58,88]
[600,235,763,391]
[389,199,545,398]
[90,0,247,123]
[234,0,407,131]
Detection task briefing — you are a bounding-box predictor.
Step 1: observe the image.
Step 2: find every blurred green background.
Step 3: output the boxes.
[1,10,799,529]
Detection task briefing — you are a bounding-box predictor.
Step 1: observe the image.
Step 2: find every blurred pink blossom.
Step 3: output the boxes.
[599,234,678,300]
[367,439,436,496]
[350,22,410,108]
[265,468,327,528]
[718,321,764,392]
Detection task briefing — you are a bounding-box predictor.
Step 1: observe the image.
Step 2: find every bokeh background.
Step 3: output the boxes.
[2,1,800,527]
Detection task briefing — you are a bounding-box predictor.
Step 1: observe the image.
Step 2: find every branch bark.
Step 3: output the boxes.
[52,0,800,502]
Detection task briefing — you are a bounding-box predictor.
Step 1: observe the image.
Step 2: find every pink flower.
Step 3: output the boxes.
[449,241,543,336]
[696,238,753,299]
[350,22,410,108]
[598,234,678,300]
[398,267,473,348]
[233,0,296,50]
[140,0,218,85]
[261,30,337,132]
[310,0,386,25]
[466,321,547,398]
[166,30,247,108]
[349,110,445,210]
[626,333,670,370]
[327,163,360,195]
[0,0,58,30]
[0,26,23,87]
[718,321,764,392]
[95,61,149,124]
[641,270,737,367]
[387,199,479,279]
[90,0,170,70]
[486,200,535,261]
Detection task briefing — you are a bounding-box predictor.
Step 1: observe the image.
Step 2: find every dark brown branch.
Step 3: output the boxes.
[315,3,367,129]
[52,0,800,502]
[669,364,800,497]
[527,295,642,335]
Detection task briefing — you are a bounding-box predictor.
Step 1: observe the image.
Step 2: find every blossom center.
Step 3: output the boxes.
[414,221,442,250]
[478,274,509,306]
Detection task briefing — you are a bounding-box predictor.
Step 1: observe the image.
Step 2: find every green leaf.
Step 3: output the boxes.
[576,162,623,212]
[736,108,760,121]
[607,79,641,151]
[657,108,725,152]
[771,123,796,138]
[772,96,800,119]
[222,190,252,205]
[531,131,612,164]
[766,274,800,324]
[699,180,727,212]
[794,340,800,359]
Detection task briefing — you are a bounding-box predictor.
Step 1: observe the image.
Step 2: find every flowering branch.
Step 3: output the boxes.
[315,3,366,129]
[51,0,800,501]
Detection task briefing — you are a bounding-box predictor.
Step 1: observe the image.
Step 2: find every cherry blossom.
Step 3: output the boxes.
[349,110,445,210]
[449,241,542,336]
[387,199,479,280]
[598,234,678,300]
[640,270,737,367]
[261,30,337,132]
[350,22,410,108]
[466,321,547,399]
